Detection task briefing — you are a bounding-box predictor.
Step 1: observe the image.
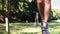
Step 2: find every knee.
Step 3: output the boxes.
[45,0,51,4]
[37,0,42,4]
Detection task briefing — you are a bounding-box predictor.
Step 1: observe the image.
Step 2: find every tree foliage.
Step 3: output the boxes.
[4,0,38,22]
[0,0,60,23]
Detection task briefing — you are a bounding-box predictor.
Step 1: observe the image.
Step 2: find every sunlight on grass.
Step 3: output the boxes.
[20,28,41,32]
[10,27,42,34]
[9,22,60,34]
[49,28,60,34]
[0,21,60,34]
[0,23,6,34]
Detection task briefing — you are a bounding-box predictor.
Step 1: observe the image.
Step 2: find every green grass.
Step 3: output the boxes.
[0,21,60,34]
[0,23,6,34]
[49,22,60,34]
[10,23,41,34]
[10,22,60,34]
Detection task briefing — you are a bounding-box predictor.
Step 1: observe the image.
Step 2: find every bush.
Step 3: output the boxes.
[50,9,60,20]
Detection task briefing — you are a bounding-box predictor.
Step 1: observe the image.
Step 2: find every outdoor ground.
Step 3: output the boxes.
[0,20,60,34]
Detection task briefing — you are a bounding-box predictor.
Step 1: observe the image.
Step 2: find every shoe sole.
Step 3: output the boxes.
[42,30,50,34]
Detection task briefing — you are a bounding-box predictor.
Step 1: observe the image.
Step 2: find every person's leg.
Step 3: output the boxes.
[42,0,51,31]
[44,0,51,24]
[37,0,45,30]
[37,0,44,21]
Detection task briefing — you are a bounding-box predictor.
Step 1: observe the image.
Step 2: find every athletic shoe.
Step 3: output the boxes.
[41,22,48,31]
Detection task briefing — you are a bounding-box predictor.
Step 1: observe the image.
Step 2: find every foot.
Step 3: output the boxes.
[42,30,50,34]
[41,22,48,31]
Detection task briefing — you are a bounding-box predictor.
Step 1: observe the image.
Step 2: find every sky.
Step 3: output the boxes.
[51,0,60,9]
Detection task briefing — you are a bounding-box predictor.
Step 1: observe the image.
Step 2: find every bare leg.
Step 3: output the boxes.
[44,0,51,24]
[41,0,51,30]
[37,0,50,34]
[37,0,44,20]
[42,0,51,34]
[37,0,51,23]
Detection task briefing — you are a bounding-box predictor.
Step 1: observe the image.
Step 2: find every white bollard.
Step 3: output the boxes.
[26,20,28,23]
[5,17,9,32]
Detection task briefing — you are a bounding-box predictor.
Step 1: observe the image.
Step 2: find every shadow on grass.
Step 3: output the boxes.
[10,23,38,31]
[10,23,37,27]
[49,21,60,28]
[0,23,5,34]
[49,20,60,23]
[0,32,5,34]
[10,21,60,30]
[9,22,60,34]
[10,22,60,29]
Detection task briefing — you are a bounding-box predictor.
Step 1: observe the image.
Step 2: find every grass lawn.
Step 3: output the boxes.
[0,21,60,34]
[0,23,6,34]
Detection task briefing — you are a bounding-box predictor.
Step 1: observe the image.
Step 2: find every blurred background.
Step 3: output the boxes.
[0,0,60,22]
[0,0,60,34]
